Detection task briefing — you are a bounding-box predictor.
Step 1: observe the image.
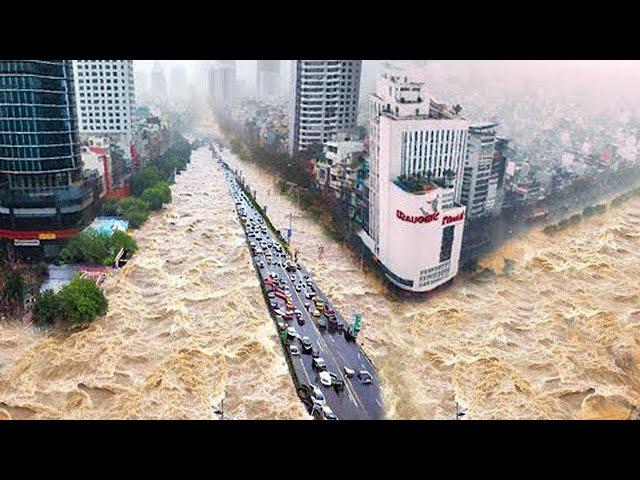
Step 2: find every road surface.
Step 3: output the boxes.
[216,147,384,420]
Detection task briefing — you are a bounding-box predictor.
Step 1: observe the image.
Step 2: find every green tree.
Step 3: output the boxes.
[2,271,25,308]
[130,166,162,196]
[58,230,110,265]
[141,181,172,210]
[58,275,108,324]
[108,230,138,264]
[33,290,62,325]
[117,197,150,229]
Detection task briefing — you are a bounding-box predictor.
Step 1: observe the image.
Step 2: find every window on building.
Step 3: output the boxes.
[440,225,455,263]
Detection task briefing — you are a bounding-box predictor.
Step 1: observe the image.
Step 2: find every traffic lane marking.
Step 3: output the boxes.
[226,174,379,419]
[290,288,367,412]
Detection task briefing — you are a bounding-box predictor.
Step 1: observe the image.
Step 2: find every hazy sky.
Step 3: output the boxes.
[134,60,640,133]
[134,59,640,95]
[135,60,281,90]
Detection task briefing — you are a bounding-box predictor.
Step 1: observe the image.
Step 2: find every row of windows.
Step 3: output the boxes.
[401,128,468,177]
[80,102,129,109]
[0,90,68,105]
[420,260,452,278]
[0,132,72,146]
[418,260,451,287]
[0,144,79,160]
[80,119,125,126]
[76,61,127,67]
[78,79,129,87]
[0,105,74,120]
[77,71,127,78]
[78,80,129,89]
[0,157,75,172]
[0,118,73,133]
[80,110,126,116]
[0,76,67,92]
[81,125,127,132]
[0,61,68,77]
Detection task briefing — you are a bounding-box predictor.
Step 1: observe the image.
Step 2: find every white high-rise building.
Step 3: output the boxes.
[73,60,136,136]
[361,66,469,293]
[288,60,362,155]
[209,60,236,111]
[461,122,504,219]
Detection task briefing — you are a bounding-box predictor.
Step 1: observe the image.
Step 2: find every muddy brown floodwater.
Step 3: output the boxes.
[222,143,640,420]
[0,147,308,420]
[1,128,639,420]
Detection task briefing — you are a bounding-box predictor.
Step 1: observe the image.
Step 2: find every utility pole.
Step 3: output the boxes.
[212,398,225,420]
[454,400,467,420]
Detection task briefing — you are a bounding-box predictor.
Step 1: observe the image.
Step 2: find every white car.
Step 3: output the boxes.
[311,386,325,407]
[286,327,297,338]
[319,371,332,387]
[322,405,337,420]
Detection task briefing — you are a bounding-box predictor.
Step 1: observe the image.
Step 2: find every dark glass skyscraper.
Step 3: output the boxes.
[0,60,100,260]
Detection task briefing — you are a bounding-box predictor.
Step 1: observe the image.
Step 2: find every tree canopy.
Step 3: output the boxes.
[117,197,150,229]
[33,289,62,325]
[141,181,172,210]
[130,166,163,197]
[57,275,108,324]
[2,271,25,306]
[58,229,138,266]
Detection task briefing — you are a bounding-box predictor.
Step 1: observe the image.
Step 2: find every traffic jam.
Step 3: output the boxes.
[221,161,383,421]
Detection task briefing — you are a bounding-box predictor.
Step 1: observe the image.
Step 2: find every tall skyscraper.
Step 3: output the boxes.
[460,123,505,219]
[257,60,281,99]
[150,61,167,103]
[72,60,136,136]
[0,60,100,260]
[492,137,509,216]
[460,123,498,219]
[209,61,236,111]
[360,66,468,292]
[288,60,362,155]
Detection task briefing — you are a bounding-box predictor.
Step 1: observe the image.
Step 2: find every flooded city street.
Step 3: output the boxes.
[1,137,639,420]
[0,147,307,420]
[221,143,640,420]
[1,58,639,422]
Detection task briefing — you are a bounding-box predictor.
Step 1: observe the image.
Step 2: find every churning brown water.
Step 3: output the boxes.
[221,145,640,420]
[1,131,639,420]
[0,147,307,420]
